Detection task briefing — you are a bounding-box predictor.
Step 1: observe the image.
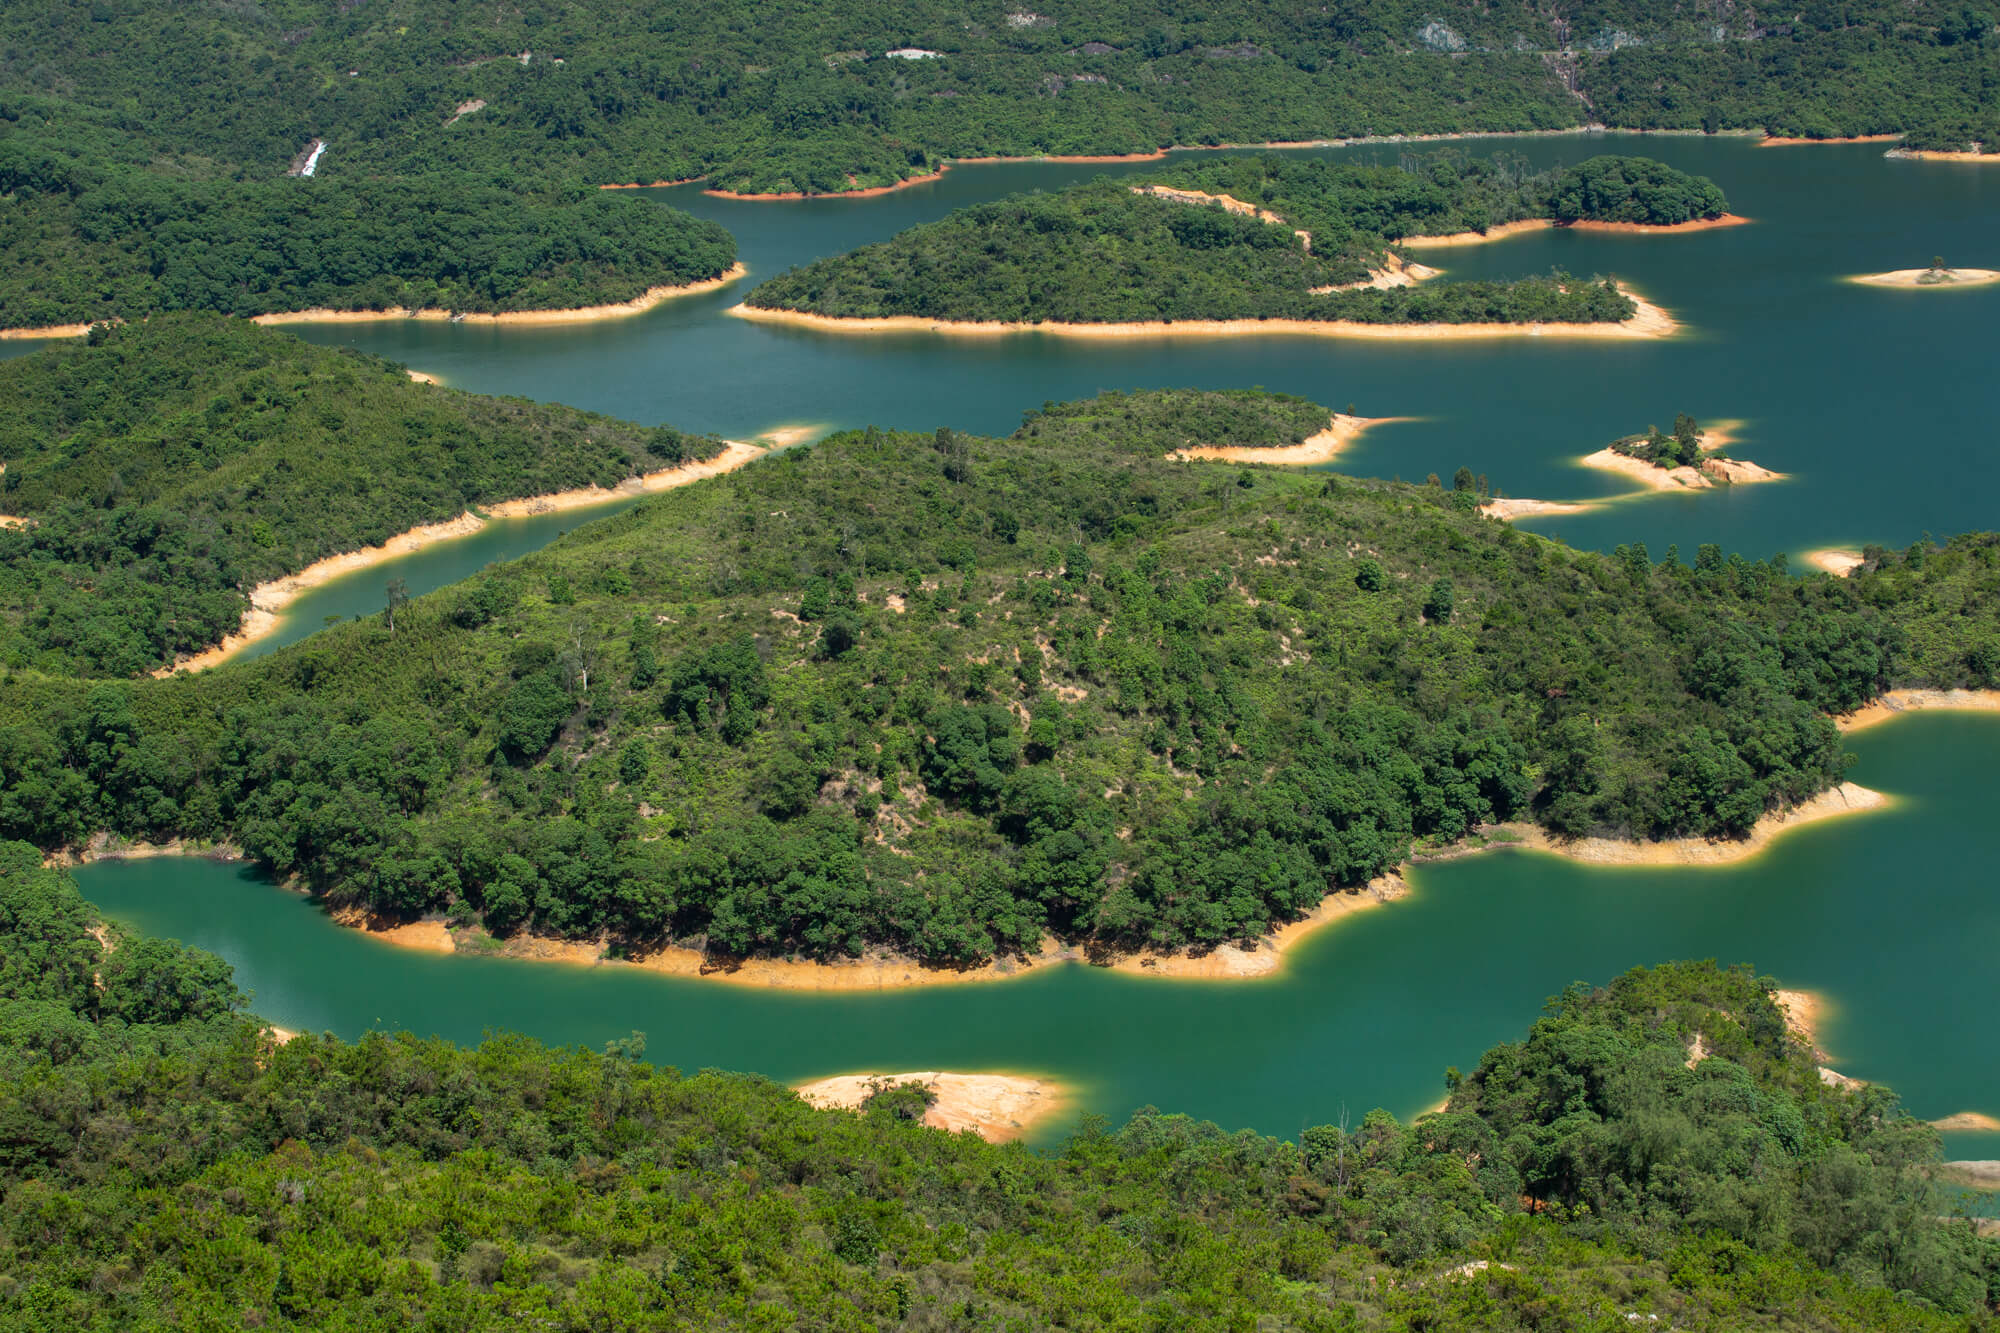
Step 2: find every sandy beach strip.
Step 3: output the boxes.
[1480,496,1600,520]
[1759,134,1903,147]
[0,320,100,341]
[154,440,766,675]
[1402,215,1746,247]
[794,1071,1067,1142]
[729,287,1677,341]
[405,369,443,385]
[1850,267,2000,288]
[247,264,748,328]
[1804,548,1865,576]
[1837,688,2000,732]
[1171,413,1415,467]
[1885,148,2000,164]
[1493,782,1888,867]
[1107,873,1409,979]
[1773,988,1827,1055]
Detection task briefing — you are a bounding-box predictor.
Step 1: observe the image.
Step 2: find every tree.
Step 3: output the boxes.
[385,578,409,634]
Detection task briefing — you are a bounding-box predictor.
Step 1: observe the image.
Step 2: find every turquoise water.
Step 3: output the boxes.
[74,713,2000,1158]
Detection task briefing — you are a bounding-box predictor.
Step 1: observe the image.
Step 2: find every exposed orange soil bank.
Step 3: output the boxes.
[1805,548,1865,576]
[1759,134,1904,147]
[598,176,707,190]
[794,1072,1067,1143]
[155,440,767,675]
[1313,252,1441,293]
[729,286,1676,341]
[1850,267,2000,288]
[247,263,748,328]
[1108,874,1409,979]
[0,321,98,341]
[1403,215,1748,247]
[1171,413,1415,467]
[1886,148,2000,164]
[1837,688,2000,733]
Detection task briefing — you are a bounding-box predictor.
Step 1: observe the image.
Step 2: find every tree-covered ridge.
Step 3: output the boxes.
[0,121,737,327]
[6,388,1996,966]
[742,153,1696,325]
[1,0,1993,200]
[0,860,1990,1328]
[0,316,724,676]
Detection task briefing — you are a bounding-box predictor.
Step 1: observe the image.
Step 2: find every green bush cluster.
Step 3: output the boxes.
[0,850,1990,1328]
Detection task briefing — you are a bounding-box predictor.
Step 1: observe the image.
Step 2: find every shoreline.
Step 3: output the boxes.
[1805,548,1865,576]
[1850,267,2000,289]
[794,1071,1067,1143]
[1481,496,1597,520]
[1885,148,2000,164]
[1759,134,1903,148]
[1491,782,1887,868]
[0,320,99,341]
[155,439,767,675]
[1171,413,1415,467]
[249,263,747,327]
[729,286,1677,341]
[1837,688,2000,733]
[1401,214,1746,248]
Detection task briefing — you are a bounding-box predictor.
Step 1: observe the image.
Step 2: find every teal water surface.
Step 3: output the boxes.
[75,712,2000,1158]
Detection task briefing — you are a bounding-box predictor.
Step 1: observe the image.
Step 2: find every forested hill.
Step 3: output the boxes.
[0,316,723,676]
[743,152,1718,325]
[0,118,738,328]
[2,0,1994,199]
[4,388,1999,967]
[1,857,1990,1327]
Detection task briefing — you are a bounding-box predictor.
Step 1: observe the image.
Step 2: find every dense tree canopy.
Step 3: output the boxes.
[0,854,1990,1327]
[745,152,1718,325]
[4,385,1996,965]
[0,316,723,675]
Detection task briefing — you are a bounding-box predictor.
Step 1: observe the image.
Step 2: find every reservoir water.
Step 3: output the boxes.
[15,134,1998,1167]
[74,712,2000,1165]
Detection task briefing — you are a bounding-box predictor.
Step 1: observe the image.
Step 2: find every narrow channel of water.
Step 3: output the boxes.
[73,712,2000,1162]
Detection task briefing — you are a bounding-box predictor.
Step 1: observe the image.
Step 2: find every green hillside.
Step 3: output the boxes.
[0,316,723,675]
[1,851,1989,1328]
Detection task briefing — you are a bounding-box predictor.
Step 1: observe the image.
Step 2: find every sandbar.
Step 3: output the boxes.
[1759,134,1903,147]
[1171,413,1414,467]
[1932,1112,2000,1132]
[729,286,1677,341]
[1850,268,2000,288]
[794,1071,1066,1143]
[1480,497,1599,521]
[1805,548,1864,576]
[1838,688,2000,733]
[1886,148,2000,164]
[248,263,748,328]
[155,440,766,674]
[1492,782,1888,867]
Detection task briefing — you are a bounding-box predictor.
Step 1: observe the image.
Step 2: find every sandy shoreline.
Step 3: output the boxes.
[247,264,748,328]
[1481,496,1597,520]
[1495,783,1887,867]
[1171,413,1415,466]
[1850,267,2000,288]
[1932,1112,2000,1132]
[1401,215,1746,247]
[1886,148,2000,164]
[156,440,767,675]
[1805,548,1865,576]
[1837,688,2000,732]
[0,320,98,341]
[1759,134,1902,147]
[794,1071,1066,1142]
[730,286,1677,341]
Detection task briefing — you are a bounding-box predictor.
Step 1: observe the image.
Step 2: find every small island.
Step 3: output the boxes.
[1583,415,1782,490]
[737,153,1724,337]
[1851,258,2000,288]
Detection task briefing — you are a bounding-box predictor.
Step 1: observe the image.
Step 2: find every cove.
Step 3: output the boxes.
[74,712,2000,1160]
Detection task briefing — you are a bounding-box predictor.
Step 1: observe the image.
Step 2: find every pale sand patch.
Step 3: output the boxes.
[1566,214,1751,235]
[155,441,766,673]
[795,1071,1066,1143]
[1480,497,1600,520]
[1838,689,2000,732]
[1886,148,2000,164]
[0,514,24,527]
[730,286,1677,341]
[1399,219,1557,248]
[1312,251,1441,293]
[1494,782,1888,867]
[267,1025,300,1045]
[616,937,1078,990]
[1170,413,1416,466]
[1850,267,2000,288]
[332,906,455,953]
[1581,446,1713,491]
[1108,873,1409,979]
[1702,456,1782,484]
[405,369,443,385]
[1577,425,1780,492]
[0,321,97,341]
[1933,1112,2000,1132]
[1130,184,1314,249]
[753,424,826,448]
[1805,548,1864,576]
[1759,134,1903,147]
[248,263,747,328]
[1939,1161,2000,1190]
[1774,988,1826,1055]
[1401,215,1748,246]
